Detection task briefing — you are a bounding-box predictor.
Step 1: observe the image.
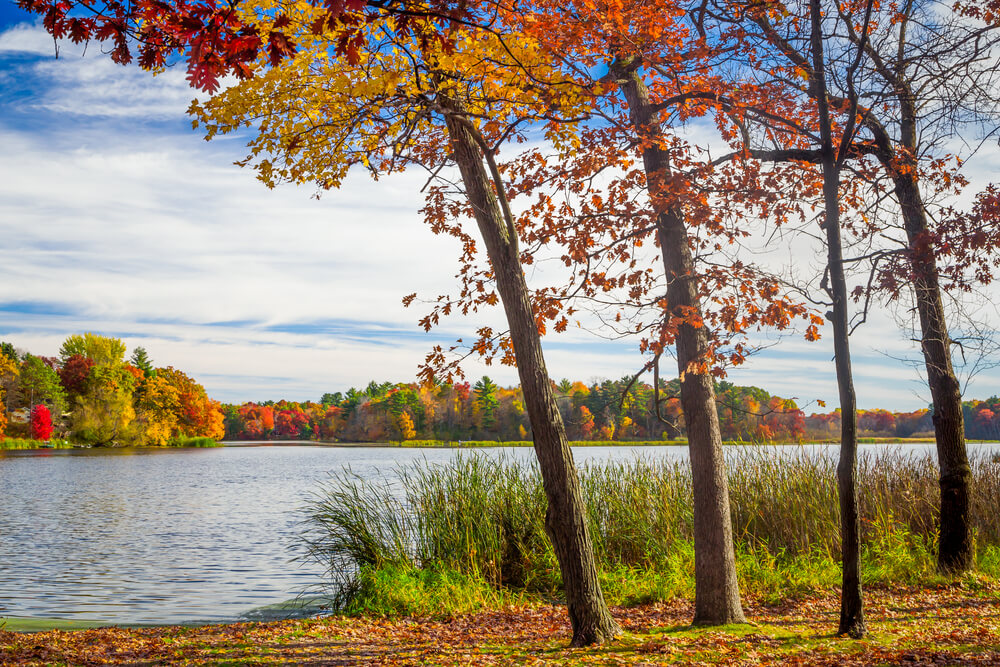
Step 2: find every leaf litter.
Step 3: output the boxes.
[2,583,998,665]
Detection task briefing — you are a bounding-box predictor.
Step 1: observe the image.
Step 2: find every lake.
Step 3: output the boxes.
[1,442,997,625]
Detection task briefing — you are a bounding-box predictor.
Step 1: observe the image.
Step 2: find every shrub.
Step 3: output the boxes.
[30,405,53,441]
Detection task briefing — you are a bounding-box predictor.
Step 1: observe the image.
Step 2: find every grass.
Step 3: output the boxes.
[0,617,108,632]
[0,437,73,450]
[169,436,222,448]
[300,448,1000,616]
[0,436,221,449]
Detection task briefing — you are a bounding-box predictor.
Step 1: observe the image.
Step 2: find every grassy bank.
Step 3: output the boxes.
[169,436,222,448]
[0,437,220,450]
[0,438,73,450]
[300,448,1000,616]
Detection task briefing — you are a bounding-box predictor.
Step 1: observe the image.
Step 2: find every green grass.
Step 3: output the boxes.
[340,564,528,617]
[168,436,222,448]
[0,616,109,631]
[0,437,73,450]
[300,448,1000,616]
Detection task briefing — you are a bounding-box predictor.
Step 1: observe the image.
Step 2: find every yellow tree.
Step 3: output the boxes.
[189,3,620,644]
[59,333,137,446]
[129,374,182,446]
[71,364,137,445]
[0,353,17,438]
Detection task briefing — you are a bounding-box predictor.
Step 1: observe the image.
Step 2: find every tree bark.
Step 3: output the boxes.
[809,0,866,637]
[614,61,746,626]
[442,105,621,647]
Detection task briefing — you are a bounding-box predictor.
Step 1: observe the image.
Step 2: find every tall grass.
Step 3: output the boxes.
[300,448,1000,612]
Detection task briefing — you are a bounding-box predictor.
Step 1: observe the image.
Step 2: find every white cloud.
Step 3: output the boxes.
[0,22,58,56]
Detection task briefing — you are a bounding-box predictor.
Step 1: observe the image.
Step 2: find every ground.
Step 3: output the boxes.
[2,583,999,665]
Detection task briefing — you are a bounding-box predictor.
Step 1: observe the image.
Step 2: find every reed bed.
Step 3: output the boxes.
[300,448,1000,611]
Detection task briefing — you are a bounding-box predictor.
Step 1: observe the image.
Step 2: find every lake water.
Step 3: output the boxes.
[1,442,997,625]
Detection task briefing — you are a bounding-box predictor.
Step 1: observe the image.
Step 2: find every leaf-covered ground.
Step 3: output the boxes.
[3,583,999,665]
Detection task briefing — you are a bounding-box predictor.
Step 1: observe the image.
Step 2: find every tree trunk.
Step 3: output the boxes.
[442,106,621,647]
[809,0,865,637]
[615,62,746,626]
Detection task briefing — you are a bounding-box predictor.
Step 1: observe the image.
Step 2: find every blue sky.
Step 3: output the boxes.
[1,10,997,409]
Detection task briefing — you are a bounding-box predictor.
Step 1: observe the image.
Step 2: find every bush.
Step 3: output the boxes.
[30,405,53,441]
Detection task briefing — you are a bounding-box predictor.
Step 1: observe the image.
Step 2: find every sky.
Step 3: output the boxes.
[1,5,997,410]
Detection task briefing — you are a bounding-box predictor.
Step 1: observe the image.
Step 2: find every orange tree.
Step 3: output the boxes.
[484,0,829,624]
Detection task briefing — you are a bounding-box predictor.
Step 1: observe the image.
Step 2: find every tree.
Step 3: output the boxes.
[19,355,67,415]
[0,352,19,415]
[838,0,1000,574]
[59,354,96,398]
[681,0,871,634]
[473,376,500,432]
[131,374,181,445]
[0,341,17,362]
[59,333,127,367]
[183,1,620,644]
[238,404,275,439]
[130,347,155,377]
[394,411,417,440]
[71,364,137,445]
[320,392,342,406]
[158,367,225,440]
[30,404,54,441]
[803,0,868,634]
[729,0,1000,574]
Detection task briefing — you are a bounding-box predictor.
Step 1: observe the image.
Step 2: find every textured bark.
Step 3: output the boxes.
[615,62,746,626]
[809,0,865,637]
[868,109,973,574]
[442,107,620,647]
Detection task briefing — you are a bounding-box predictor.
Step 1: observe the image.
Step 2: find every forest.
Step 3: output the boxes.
[224,378,1000,444]
[0,335,224,446]
[5,333,999,447]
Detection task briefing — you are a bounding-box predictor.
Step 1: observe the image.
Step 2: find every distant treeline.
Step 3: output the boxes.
[0,335,224,446]
[222,377,1000,443]
[5,334,996,446]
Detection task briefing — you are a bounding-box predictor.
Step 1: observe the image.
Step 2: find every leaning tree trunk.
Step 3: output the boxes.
[615,62,746,626]
[871,102,973,573]
[809,0,865,637]
[442,106,621,647]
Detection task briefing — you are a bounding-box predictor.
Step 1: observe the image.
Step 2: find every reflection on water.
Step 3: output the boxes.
[1,442,996,624]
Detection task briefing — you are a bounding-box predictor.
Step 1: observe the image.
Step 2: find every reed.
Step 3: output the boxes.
[300,448,1000,611]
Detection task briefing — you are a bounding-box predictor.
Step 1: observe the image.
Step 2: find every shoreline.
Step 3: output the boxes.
[7,437,1000,452]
